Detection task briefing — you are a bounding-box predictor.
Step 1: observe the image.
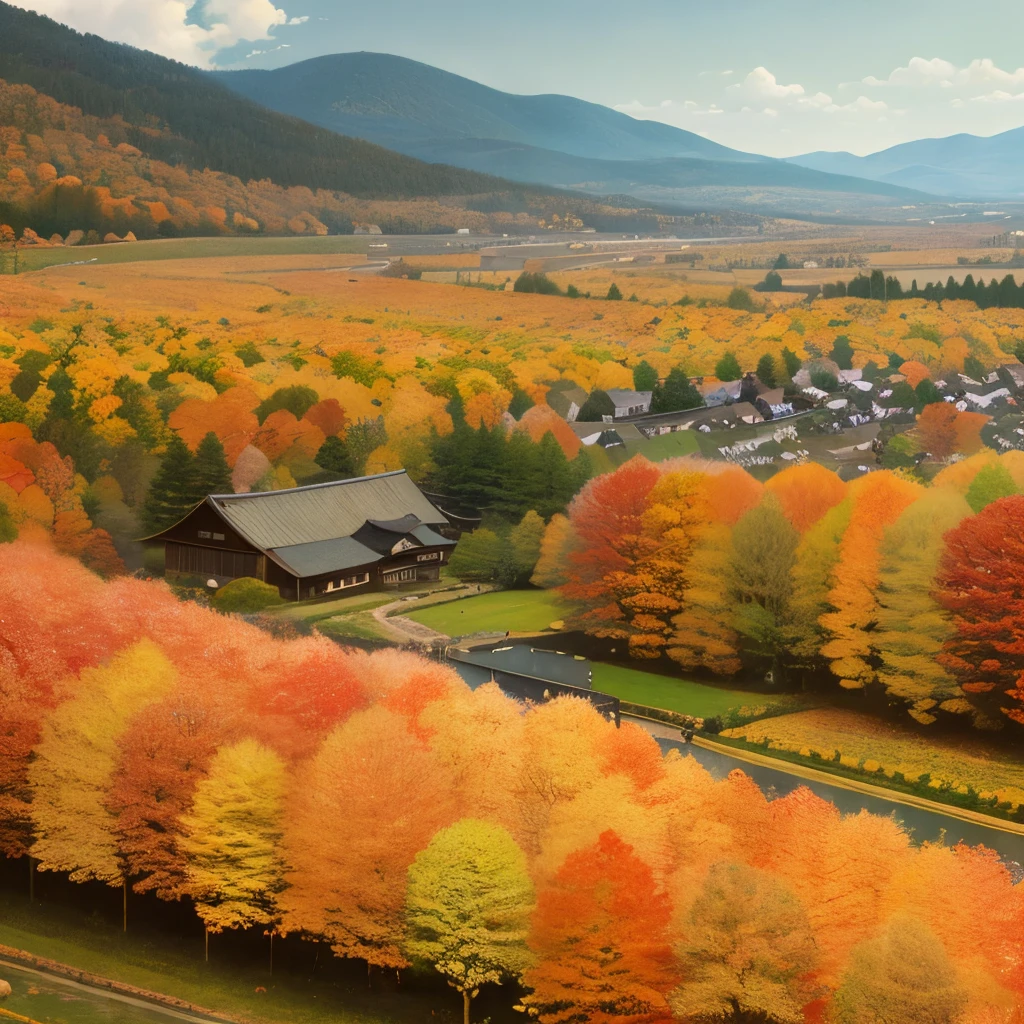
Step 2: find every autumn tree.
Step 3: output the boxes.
[831,916,966,1024]
[819,473,921,690]
[449,528,503,583]
[405,819,534,1024]
[730,493,799,675]
[965,462,1019,513]
[280,706,457,968]
[786,498,852,683]
[30,640,177,883]
[935,495,1024,727]
[530,513,575,589]
[874,489,972,724]
[508,510,546,586]
[181,739,286,935]
[667,523,741,676]
[521,830,677,1024]
[669,862,818,1024]
[915,403,986,461]
[561,457,662,640]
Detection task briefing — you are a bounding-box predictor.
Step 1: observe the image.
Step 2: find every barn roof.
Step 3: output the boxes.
[208,470,448,551]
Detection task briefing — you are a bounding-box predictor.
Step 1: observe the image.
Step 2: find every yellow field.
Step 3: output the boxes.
[865,248,1017,267]
[723,709,1024,808]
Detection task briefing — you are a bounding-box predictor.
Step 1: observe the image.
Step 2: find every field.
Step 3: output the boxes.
[723,708,1024,808]
[406,589,570,636]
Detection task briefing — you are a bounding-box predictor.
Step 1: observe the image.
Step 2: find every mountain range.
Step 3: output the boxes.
[211,53,933,214]
[789,127,1024,199]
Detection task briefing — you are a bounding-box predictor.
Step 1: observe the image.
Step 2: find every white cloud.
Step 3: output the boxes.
[730,66,806,101]
[287,14,307,24]
[864,56,956,87]
[8,0,302,67]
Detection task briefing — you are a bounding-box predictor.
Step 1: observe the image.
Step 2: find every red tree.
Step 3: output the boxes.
[934,495,1024,726]
[521,830,678,1024]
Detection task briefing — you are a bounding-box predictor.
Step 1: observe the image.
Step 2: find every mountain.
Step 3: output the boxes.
[212,53,933,209]
[212,52,760,165]
[789,126,1024,199]
[0,3,518,199]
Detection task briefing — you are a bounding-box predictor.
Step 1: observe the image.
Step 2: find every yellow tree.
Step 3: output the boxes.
[787,498,852,683]
[819,472,921,689]
[29,640,177,885]
[667,523,741,676]
[874,488,972,724]
[180,739,286,937]
[530,513,575,589]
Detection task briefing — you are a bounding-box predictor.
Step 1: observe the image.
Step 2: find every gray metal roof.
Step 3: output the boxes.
[209,471,447,551]
[411,524,455,548]
[270,537,383,577]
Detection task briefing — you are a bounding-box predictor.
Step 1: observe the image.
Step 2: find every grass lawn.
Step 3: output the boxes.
[627,430,700,462]
[406,589,569,636]
[590,663,760,719]
[0,885,519,1024]
[316,610,391,643]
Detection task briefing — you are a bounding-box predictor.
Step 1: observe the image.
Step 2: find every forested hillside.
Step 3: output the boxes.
[0,1,510,199]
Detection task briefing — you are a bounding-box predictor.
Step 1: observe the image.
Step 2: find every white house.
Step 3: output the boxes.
[605,389,653,418]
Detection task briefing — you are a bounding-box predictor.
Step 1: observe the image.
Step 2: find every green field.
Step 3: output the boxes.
[591,662,756,719]
[0,887,495,1024]
[11,235,373,273]
[406,589,569,636]
[626,429,700,462]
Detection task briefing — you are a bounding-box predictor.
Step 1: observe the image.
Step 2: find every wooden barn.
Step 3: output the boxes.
[148,470,459,600]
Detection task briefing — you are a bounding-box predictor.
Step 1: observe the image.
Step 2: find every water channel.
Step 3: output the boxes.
[0,963,199,1024]
[451,661,1024,871]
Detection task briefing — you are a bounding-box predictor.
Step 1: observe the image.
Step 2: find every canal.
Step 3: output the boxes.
[0,962,202,1024]
[451,661,1024,871]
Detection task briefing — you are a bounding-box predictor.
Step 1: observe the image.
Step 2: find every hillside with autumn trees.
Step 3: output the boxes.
[0,2,678,240]
[0,539,1021,1024]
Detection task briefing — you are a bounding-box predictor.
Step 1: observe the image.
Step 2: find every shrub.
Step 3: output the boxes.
[212,577,285,614]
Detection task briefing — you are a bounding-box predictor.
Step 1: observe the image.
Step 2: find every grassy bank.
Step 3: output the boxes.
[0,886,509,1024]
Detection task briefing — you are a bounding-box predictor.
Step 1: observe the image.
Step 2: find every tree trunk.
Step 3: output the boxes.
[463,988,471,1024]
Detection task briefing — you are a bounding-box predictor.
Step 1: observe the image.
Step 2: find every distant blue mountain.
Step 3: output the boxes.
[212,53,931,205]
[788,126,1024,199]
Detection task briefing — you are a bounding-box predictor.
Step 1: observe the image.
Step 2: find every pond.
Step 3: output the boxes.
[0,963,202,1024]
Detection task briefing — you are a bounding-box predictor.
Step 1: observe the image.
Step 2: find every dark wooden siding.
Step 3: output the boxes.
[154,503,256,552]
[166,542,262,580]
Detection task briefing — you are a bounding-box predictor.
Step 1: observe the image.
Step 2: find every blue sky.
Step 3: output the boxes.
[12,0,1024,156]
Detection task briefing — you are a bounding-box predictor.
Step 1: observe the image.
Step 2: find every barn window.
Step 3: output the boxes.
[197,530,212,539]
[213,532,225,541]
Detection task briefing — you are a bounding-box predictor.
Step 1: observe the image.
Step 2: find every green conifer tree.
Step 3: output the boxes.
[140,433,202,533]
[314,435,355,477]
[194,432,232,496]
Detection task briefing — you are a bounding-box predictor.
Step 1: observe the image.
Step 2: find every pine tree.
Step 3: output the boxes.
[632,360,659,392]
[651,367,702,413]
[314,435,355,477]
[140,433,203,534]
[194,432,232,496]
[405,819,533,1024]
[756,353,778,387]
[714,350,742,381]
[606,282,623,301]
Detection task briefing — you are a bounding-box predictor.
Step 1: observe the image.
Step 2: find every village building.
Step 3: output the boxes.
[545,384,589,422]
[148,470,459,601]
[605,388,653,418]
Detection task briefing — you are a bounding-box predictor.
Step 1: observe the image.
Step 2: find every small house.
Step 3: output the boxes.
[605,389,653,418]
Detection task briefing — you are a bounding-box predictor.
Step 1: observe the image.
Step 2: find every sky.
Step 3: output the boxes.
[10,0,1024,157]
